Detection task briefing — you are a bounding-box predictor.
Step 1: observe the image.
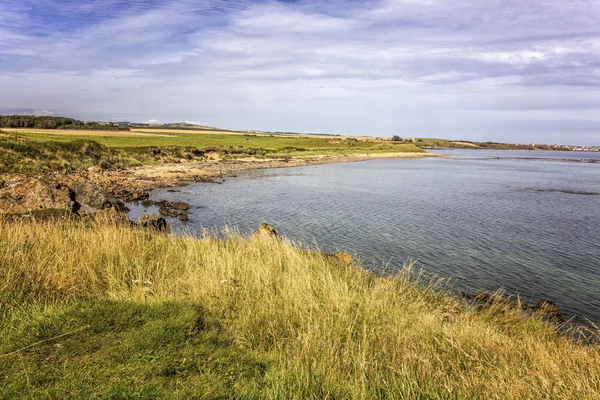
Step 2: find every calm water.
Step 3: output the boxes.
[130,150,600,323]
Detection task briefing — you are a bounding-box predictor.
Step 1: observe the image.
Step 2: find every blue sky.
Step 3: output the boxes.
[1,0,600,144]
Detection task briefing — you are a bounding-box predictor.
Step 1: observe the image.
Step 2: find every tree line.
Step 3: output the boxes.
[0,115,128,130]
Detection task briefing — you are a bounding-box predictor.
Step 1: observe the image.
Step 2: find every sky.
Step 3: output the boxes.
[1,0,600,145]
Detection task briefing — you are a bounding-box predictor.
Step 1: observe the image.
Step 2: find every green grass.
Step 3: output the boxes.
[1,301,271,399]
[0,130,423,174]
[0,134,147,173]
[1,219,599,399]
[6,130,423,153]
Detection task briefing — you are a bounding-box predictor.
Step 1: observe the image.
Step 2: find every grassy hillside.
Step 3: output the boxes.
[1,219,598,399]
[0,130,423,174]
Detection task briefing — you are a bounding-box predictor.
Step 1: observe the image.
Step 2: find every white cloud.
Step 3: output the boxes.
[1,0,599,144]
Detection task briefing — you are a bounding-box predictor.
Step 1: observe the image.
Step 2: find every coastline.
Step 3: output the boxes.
[0,151,440,216]
[125,151,443,188]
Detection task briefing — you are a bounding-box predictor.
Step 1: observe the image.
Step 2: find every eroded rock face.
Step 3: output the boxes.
[59,174,108,212]
[0,171,147,216]
[0,174,75,214]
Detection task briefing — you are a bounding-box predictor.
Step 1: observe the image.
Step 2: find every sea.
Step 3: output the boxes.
[129,149,600,323]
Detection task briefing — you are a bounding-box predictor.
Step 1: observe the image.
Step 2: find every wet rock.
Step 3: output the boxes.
[171,202,190,211]
[178,212,189,221]
[140,199,154,208]
[158,205,189,221]
[102,199,129,213]
[120,191,148,202]
[137,214,169,232]
[252,223,280,239]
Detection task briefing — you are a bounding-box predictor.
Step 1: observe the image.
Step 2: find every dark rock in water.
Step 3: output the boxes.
[177,213,189,221]
[137,214,169,232]
[102,199,129,213]
[158,205,189,221]
[252,223,280,239]
[158,206,179,218]
[167,189,180,193]
[171,202,190,211]
[141,199,154,208]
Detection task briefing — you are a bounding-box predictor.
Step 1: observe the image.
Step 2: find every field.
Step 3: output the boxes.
[3,128,422,155]
[0,219,599,399]
[0,129,424,176]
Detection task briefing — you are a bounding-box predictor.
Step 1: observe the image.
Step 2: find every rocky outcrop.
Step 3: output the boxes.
[138,199,190,221]
[462,291,566,322]
[335,252,353,264]
[137,214,169,232]
[0,174,75,214]
[252,223,280,239]
[0,170,148,217]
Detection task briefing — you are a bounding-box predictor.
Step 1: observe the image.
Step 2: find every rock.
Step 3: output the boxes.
[137,214,169,232]
[87,166,101,174]
[171,202,190,211]
[0,174,75,214]
[140,199,154,208]
[60,175,109,211]
[252,223,280,239]
[177,213,189,222]
[535,300,564,320]
[335,252,353,264]
[93,206,130,223]
[158,206,188,221]
[102,199,129,213]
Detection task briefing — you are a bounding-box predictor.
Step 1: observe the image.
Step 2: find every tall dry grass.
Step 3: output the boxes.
[1,218,599,398]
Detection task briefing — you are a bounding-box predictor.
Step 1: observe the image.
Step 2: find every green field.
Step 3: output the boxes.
[0,129,423,174]
[12,130,421,152]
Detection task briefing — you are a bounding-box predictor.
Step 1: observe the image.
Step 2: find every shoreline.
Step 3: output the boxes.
[0,151,440,215]
[125,151,442,188]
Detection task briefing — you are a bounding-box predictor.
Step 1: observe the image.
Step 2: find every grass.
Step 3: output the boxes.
[0,130,423,174]
[0,133,146,173]
[1,219,599,399]
[4,130,423,154]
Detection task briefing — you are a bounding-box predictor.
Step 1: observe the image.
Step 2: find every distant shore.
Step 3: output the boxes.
[0,144,440,216]
[124,151,443,189]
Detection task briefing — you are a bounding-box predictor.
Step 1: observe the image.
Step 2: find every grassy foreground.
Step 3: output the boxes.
[1,220,599,399]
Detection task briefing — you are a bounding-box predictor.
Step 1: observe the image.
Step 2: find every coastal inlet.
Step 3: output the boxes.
[129,149,600,324]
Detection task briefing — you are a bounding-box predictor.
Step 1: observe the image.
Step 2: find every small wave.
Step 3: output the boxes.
[525,188,600,196]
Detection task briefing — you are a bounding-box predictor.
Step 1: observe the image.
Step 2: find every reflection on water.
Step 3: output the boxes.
[130,150,600,323]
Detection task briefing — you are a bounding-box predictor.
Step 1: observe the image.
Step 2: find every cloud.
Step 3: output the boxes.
[0,0,599,144]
